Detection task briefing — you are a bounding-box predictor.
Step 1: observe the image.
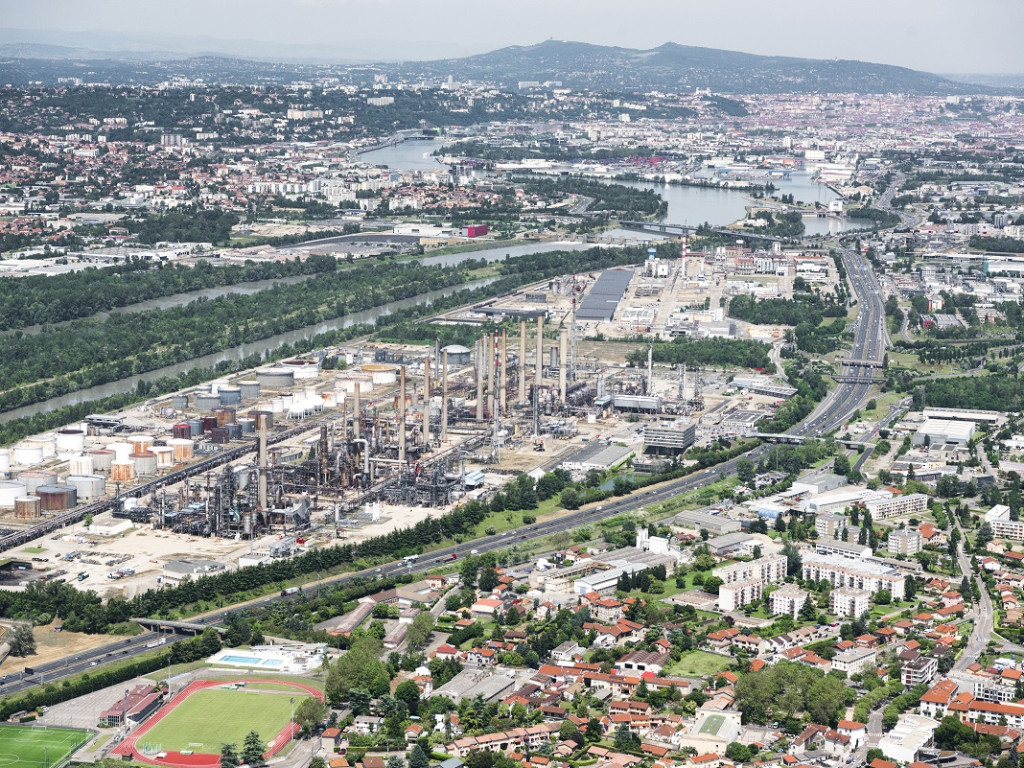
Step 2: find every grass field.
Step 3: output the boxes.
[0,724,90,768]
[141,687,309,754]
[698,714,725,735]
[666,650,730,677]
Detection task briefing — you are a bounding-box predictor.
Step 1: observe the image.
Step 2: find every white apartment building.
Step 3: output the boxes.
[770,584,808,619]
[829,586,871,618]
[902,656,938,687]
[815,513,847,539]
[866,493,929,520]
[719,581,767,612]
[888,529,923,556]
[986,505,1024,541]
[715,554,788,611]
[832,646,878,675]
[802,553,905,599]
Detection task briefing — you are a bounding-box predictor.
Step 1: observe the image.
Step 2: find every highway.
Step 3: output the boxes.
[0,243,891,701]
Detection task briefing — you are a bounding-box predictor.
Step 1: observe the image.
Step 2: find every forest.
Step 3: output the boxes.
[626,337,772,371]
[912,373,1024,411]
[126,206,239,245]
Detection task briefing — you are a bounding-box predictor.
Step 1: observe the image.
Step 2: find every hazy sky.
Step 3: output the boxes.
[4,0,1024,73]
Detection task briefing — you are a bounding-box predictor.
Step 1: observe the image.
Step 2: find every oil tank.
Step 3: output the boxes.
[18,470,59,495]
[69,454,94,476]
[337,375,373,394]
[214,408,235,427]
[225,423,243,440]
[0,449,9,477]
[66,474,105,501]
[172,423,192,440]
[202,416,218,433]
[129,435,153,453]
[238,418,255,435]
[218,386,242,405]
[35,484,78,511]
[152,446,175,469]
[171,394,189,410]
[0,481,28,508]
[187,418,204,436]
[25,437,57,459]
[320,391,338,408]
[251,411,274,431]
[257,368,295,389]
[12,445,43,466]
[239,381,261,400]
[110,460,135,483]
[209,427,229,444]
[88,449,114,471]
[281,358,319,379]
[195,393,221,412]
[108,442,133,462]
[14,495,41,519]
[55,429,86,454]
[131,451,158,477]
[167,438,194,462]
[360,364,397,385]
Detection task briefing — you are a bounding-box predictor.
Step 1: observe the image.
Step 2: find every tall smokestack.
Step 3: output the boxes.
[535,316,544,391]
[518,320,527,405]
[353,383,361,440]
[399,365,407,464]
[476,337,484,421]
[647,345,654,396]
[423,356,430,447]
[559,327,568,403]
[486,332,494,414]
[499,330,507,414]
[441,350,449,442]
[257,417,268,510]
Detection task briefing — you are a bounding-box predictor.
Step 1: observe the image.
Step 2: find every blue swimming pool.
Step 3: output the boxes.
[217,654,285,667]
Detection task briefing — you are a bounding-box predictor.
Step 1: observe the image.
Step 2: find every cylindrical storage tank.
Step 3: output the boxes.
[225,423,243,440]
[66,475,105,501]
[215,408,235,427]
[251,411,273,431]
[303,384,319,400]
[152,446,175,469]
[35,484,77,511]
[187,418,204,436]
[238,418,255,435]
[320,391,338,408]
[129,435,153,453]
[26,437,57,459]
[209,427,229,444]
[195,393,221,412]
[0,449,9,477]
[281,359,319,380]
[268,398,284,414]
[110,460,135,482]
[14,495,41,519]
[131,451,157,477]
[278,393,294,409]
[69,454,94,476]
[0,481,28,509]
[360,364,397,385]
[168,438,194,462]
[239,381,260,400]
[172,423,192,440]
[218,387,242,406]
[257,368,295,389]
[88,449,114,472]
[108,442,133,462]
[171,394,189,411]
[56,429,86,454]
[337,375,373,394]
[18,470,59,495]
[202,416,218,433]
[12,445,43,466]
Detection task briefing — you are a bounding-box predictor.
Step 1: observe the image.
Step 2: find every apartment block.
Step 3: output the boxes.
[888,529,923,556]
[902,656,938,687]
[829,586,871,618]
[985,505,1024,541]
[770,584,809,619]
[865,493,929,520]
[715,554,788,611]
[802,553,905,600]
[831,646,877,675]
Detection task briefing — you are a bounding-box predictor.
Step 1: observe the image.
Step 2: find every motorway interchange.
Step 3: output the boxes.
[0,239,890,700]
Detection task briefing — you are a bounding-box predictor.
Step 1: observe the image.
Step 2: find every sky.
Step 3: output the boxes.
[3,0,1023,74]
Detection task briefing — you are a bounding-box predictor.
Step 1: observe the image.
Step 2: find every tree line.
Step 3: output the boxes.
[626,337,772,371]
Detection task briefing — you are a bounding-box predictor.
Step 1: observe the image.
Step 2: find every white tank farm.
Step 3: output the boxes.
[88,449,115,471]
[69,454,94,476]
[130,451,158,476]
[167,438,194,462]
[12,444,43,466]
[18,470,59,494]
[55,429,86,454]
[0,449,9,476]
[152,446,175,468]
[66,474,106,501]
[110,460,135,482]
[288,398,324,419]
[108,442,133,462]
[0,481,28,508]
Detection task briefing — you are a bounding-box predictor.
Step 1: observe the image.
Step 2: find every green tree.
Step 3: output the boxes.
[394,679,422,715]
[479,568,500,592]
[220,743,238,768]
[293,696,327,734]
[799,596,817,621]
[875,589,892,605]
[8,624,36,657]
[242,730,265,767]
[725,743,752,763]
[737,459,756,484]
[409,745,430,768]
[406,612,435,650]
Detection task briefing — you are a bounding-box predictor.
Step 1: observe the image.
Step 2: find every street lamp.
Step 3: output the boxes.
[290,698,295,745]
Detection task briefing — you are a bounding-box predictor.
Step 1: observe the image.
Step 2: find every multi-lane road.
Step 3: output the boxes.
[0,241,891,701]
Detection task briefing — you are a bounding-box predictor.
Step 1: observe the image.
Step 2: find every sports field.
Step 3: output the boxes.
[698,714,725,735]
[0,724,90,768]
[140,686,309,755]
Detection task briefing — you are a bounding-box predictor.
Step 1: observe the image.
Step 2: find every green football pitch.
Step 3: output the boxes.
[141,687,311,754]
[0,724,90,768]
[698,714,725,735]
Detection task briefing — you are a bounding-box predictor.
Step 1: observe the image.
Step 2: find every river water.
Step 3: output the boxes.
[360,141,863,237]
[0,277,502,425]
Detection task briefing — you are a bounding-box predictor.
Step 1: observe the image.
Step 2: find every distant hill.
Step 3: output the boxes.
[388,40,977,95]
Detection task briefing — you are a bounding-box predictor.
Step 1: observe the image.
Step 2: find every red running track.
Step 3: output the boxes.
[111,678,324,768]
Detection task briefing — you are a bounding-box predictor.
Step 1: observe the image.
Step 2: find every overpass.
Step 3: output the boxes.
[746,432,869,448]
[619,220,787,243]
[132,618,228,635]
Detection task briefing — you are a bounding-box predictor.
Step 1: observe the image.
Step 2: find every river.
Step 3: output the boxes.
[0,277,502,425]
[360,141,864,237]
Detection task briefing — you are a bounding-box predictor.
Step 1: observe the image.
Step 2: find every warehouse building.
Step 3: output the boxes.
[913,418,975,447]
[575,269,633,321]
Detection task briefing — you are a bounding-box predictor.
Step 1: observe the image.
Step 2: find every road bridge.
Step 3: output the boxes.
[131,618,228,635]
[619,220,786,243]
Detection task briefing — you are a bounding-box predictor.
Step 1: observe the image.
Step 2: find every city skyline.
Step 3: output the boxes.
[3,0,1024,74]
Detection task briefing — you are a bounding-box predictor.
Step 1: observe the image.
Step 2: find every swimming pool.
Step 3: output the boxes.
[216,653,285,667]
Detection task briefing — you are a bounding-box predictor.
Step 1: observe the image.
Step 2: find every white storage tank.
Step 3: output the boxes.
[18,470,58,494]
[108,442,133,462]
[360,364,398,385]
[167,438,194,462]
[152,446,175,469]
[129,435,153,453]
[131,451,158,477]
[337,375,373,394]
[195,393,221,412]
[67,474,106,501]
[69,454,94,476]
[88,449,115,471]
[0,481,28,509]
[55,429,86,454]
[280,358,319,380]
[25,436,57,458]
[0,449,9,477]
[257,367,295,389]
[239,381,261,400]
[320,391,338,408]
[12,444,43,466]
[111,460,135,483]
